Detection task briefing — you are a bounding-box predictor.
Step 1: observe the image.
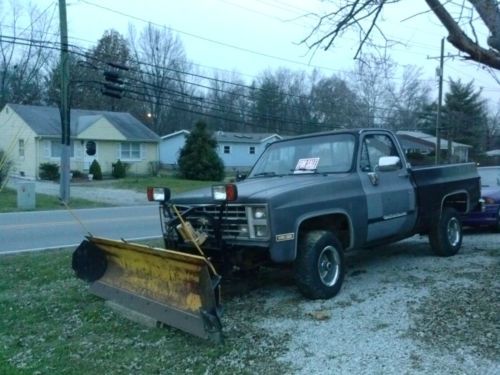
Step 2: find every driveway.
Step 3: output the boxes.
[7,177,150,206]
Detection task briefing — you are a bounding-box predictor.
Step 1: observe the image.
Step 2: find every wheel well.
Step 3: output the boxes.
[442,192,469,214]
[298,213,351,250]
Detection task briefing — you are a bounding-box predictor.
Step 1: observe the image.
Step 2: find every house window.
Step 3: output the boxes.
[223,146,231,154]
[51,140,74,158]
[121,142,141,160]
[249,146,255,155]
[19,139,25,159]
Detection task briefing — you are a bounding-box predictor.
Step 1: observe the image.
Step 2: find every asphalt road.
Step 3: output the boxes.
[0,205,163,254]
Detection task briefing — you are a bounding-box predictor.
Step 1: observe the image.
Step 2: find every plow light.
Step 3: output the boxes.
[212,184,238,202]
[147,187,171,202]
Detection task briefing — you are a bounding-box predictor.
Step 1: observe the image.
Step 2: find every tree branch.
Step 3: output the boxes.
[425,0,500,70]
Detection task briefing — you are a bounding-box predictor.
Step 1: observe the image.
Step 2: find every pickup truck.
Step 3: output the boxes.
[166,128,481,299]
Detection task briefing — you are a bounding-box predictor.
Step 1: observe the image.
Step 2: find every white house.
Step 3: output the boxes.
[397,130,472,162]
[0,103,160,179]
[160,130,282,169]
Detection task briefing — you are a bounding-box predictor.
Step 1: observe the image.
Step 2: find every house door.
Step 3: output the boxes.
[83,140,97,170]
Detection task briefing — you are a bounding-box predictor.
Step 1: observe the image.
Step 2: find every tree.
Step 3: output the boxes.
[309,73,363,129]
[384,66,431,130]
[0,1,56,107]
[128,24,197,135]
[347,54,395,128]
[178,121,225,181]
[443,79,488,159]
[304,1,500,72]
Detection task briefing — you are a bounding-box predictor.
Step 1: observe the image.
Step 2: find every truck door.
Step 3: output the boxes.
[359,133,417,243]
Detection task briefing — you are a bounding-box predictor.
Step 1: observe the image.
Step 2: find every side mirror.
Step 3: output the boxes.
[378,156,401,172]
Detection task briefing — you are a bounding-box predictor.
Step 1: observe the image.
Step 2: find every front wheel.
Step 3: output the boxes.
[294,230,345,299]
[429,207,462,257]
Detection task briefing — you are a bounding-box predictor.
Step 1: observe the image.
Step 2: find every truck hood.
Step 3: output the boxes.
[171,174,351,204]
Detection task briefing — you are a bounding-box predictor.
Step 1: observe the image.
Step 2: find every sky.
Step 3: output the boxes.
[10,0,500,106]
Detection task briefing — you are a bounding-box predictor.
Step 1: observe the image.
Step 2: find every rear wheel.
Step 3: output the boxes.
[294,230,345,299]
[429,207,462,257]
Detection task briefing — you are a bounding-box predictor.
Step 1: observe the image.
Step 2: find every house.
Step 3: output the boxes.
[160,130,282,169]
[396,130,472,162]
[0,103,160,179]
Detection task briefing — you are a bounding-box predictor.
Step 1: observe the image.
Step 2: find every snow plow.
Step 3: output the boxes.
[72,187,226,342]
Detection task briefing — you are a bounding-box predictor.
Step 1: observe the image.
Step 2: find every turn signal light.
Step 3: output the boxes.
[212,184,238,202]
[147,187,171,202]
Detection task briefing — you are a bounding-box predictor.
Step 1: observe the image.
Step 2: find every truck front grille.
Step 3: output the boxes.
[175,204,267,241]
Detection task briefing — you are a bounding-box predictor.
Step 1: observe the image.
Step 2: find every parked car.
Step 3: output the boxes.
[462,166,500,231]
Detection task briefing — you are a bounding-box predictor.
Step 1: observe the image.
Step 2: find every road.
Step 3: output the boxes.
[0,205,163,254]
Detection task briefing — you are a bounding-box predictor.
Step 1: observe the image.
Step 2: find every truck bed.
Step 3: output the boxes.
[410,163,480,233]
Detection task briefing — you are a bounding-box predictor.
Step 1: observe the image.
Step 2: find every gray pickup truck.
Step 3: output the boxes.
[163,128,480,300]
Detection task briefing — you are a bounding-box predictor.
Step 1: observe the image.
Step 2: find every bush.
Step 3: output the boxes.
[89,160,102,180]
[112,159,127,179]
[39,162,60,181]
[71,170,83,178]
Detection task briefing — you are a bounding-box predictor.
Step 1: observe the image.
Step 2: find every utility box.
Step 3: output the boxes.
[17,181,36,210]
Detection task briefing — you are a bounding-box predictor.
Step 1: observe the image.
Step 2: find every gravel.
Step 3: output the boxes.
[254,232,499,374]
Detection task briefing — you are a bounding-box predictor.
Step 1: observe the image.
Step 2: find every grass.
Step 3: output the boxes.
[93,174,230,194]
[0,246,291,375]
[0,188,110,213]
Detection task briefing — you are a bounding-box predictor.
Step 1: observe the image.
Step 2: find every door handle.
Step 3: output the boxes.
[367,172,379,186]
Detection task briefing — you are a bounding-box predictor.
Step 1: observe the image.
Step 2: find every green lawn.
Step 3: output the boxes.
[0,188,110,213]
[93,175,221,194]
[0,247,290,375]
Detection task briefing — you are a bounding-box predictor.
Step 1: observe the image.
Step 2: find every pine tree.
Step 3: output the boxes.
[443,79,488,159]
[178,121,225,181]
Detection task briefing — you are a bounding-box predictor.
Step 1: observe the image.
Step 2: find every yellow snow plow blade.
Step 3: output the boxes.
[72,236,222,342]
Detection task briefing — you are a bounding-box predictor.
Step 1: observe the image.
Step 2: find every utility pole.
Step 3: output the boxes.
[58,0,70,203]
[435,38,445,165]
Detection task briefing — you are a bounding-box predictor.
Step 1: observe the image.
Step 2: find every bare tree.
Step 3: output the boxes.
[385,65,431,130]
[347,54,395,128]
[128,24,194,135]
[0,0,57,107]
[304,1,500,71]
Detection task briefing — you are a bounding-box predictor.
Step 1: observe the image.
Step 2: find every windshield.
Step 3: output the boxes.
[249,133,356,178]
[478,167,500,187]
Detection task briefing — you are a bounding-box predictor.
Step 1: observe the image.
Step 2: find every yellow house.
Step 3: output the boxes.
[0,104,160,179]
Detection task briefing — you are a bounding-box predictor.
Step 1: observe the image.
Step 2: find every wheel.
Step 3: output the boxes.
[429,207,462,257]
[294,230,345,299]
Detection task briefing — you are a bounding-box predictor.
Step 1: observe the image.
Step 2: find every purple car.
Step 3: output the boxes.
[462,166,500,231]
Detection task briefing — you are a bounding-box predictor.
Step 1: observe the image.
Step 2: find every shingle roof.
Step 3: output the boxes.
[397,130,471,149]
[214,131,281,144]
[8,103,159,142]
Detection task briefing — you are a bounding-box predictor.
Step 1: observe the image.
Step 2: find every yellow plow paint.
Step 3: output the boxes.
[72,236,222,342]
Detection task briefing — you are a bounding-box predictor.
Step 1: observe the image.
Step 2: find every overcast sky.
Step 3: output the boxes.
[15,0,500,105]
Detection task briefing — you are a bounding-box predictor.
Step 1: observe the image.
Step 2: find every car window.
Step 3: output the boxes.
[360,134,400,172]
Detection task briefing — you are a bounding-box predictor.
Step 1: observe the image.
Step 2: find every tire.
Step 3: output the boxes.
[294,230,345,299]
[429,207,462,257]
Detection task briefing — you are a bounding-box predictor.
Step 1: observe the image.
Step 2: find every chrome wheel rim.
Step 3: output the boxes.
[318,245,341,286]
[447,217,461,247]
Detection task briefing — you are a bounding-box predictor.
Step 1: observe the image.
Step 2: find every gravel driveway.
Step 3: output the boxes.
[220,231,499,374]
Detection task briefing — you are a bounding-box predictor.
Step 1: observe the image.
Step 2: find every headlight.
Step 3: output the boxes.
[254,225,268,237]
[253,207,267,219]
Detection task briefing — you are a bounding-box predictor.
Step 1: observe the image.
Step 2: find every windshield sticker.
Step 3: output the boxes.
[294,158,319,173]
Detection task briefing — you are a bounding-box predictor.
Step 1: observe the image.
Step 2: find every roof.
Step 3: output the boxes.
[397,130,472,149]
[161,129,281,144]
[215,131,281,144]
[7,103,159,142]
